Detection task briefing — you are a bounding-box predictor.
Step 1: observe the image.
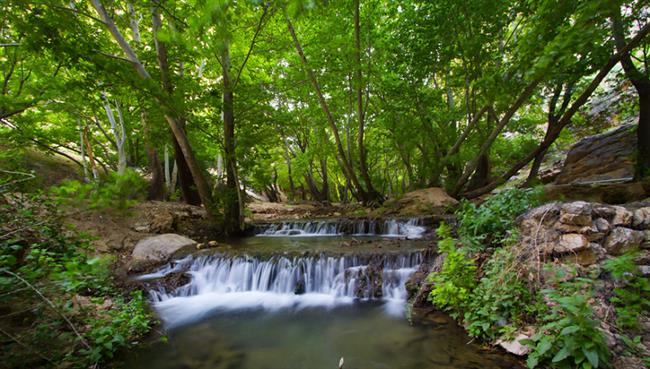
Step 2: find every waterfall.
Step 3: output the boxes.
[255,218,427,238]
[144,252,423,327]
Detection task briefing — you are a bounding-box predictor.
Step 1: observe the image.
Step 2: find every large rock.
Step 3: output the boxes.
[632,207,650,229]
[497,332,533,356]
[603,227,645,255]
[383,187,458,216]
[555,125,636,185]
[132,233,197,262]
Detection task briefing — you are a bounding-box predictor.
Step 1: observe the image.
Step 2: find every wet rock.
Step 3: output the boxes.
[603,227,644,255]
[496,333,532,356]
[632,207,650,229]
[554,233,589,253]
[132,233,197,262]
[555,124,636,185]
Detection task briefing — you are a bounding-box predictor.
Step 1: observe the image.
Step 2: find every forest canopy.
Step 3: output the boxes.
[1,0,649,233]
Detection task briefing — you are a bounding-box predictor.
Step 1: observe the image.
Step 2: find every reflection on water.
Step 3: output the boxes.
[125,303,523,369]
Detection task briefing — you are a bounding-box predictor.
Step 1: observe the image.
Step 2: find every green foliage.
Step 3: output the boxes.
[457,188,544,250]
[51,169,146,213]
[464,248,541,340]
[603,252,650,330]
[427,223,477,319]
[523,277,609,369]
[80,291,152,364]
[0,190,153,368]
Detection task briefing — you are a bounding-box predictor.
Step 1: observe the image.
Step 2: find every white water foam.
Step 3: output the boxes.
[257,218,427,238]
[146,253,422,328]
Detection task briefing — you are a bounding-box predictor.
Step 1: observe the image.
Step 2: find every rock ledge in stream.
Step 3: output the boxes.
[132,233,197,263]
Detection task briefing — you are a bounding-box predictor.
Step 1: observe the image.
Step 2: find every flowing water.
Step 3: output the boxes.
[126,219,522,369]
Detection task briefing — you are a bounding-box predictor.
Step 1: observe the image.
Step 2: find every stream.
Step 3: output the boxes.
[125,218,523,369]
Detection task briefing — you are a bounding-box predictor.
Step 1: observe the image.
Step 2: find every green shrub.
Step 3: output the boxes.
[457,187,543,250]
[523,277,609,369]
[52,169,146,212]
[464,248,540,340]
[427,223,477,319]
[603,252,650,330]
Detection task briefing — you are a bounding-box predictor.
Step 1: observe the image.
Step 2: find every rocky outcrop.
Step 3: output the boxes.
[555,125,636,185]
[132,233,197,263]
[381,187,459,216]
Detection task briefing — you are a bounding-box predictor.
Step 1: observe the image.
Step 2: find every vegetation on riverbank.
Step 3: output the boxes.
[0,166,155,368]
[427,189,650,369]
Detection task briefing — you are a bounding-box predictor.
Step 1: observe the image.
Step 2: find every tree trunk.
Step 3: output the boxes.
[612,12,650,178]
[222,43,244,234]
[353,0,382,204]
[141,110,165,200]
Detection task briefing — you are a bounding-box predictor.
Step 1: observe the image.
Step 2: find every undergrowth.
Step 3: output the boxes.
[0,185,153,367]
[425,188,645,369]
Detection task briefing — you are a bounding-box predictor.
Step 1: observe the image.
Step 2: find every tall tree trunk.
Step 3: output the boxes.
[141,109,165,200]
[612,12,650,178]
[82,126,99,180]
[353,0,381,203]
[221,43,244,234]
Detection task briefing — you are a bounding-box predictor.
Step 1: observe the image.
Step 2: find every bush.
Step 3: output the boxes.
[52,169,146,212]
[603,252,650,330]
[427,223,477,319]
[523,276,610,369]
[457,187,543,250]
[464,247,540,340]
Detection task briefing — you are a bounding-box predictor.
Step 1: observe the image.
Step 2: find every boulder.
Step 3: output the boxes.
[383,187,458,216]
[559,201,593,226]
[594,218,612,233]
[132,233,197,262]
[555,125,636,185]
[554,233,589,253]
[603,227,645,255]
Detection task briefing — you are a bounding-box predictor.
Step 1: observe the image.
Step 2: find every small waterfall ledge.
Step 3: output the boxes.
[142,251,426,327]
[253,217,431,238]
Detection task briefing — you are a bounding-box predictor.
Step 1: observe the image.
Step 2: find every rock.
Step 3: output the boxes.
[594,218,611,233]
[639,266,650,276]
[559,245,600,266]
[383,187,458,216]
[517,203,560,234]
[555,124,636,185]
[632,207,650,229]
[634,250,650,265]
[603,227,645,255]
[611,206,633,227]
[132,233,197,262]
[497,333,532,356]
[554,233,589,253]
[149,211,175,233]
[559,202,592,226]
[208,240,218,247]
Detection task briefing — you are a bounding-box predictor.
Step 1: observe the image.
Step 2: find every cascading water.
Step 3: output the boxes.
[255,217,427,238]
[144,251,423,327]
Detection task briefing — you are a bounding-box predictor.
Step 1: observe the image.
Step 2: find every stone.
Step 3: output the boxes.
[603,227,645,255]
[559,202,592,226]
[132,233,197,262]
[632,207,650,229]
[517,203,560,235]
[594,217,611,233]
[634,250,650,265]
[559,247,599,266]
[555,124,636,185]
[497,333,532,356]
[593,206,617,220]
[208,240,218,247]
[611,206,633,227]
[149,211,175,233]
[554,233,589,254]
[639,266,650,276]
